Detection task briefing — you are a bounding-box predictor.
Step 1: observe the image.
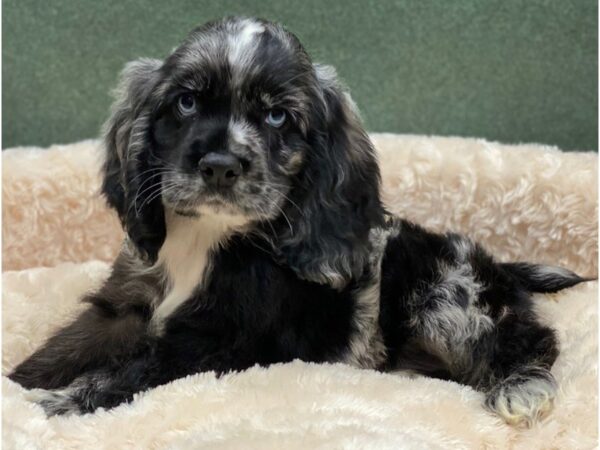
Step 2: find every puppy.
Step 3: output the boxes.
[10,17,587,426]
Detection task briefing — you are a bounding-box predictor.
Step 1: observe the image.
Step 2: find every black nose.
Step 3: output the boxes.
[199,153,242,188]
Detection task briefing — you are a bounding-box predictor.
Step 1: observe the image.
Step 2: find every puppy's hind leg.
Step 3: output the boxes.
[415,299,560,426]
[399,254,561,426]
[481,261,589,425]
[485,366,557,427]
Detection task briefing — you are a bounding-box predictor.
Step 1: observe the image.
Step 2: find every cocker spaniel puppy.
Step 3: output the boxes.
[10,17,587,426]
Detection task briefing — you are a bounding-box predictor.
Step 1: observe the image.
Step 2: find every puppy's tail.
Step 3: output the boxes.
[501,262,592,293]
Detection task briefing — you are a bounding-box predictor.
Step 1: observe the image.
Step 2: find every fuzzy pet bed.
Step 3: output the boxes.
[2,134,598,449]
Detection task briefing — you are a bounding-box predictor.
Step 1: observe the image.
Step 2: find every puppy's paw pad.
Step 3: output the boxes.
[486,368,557,427]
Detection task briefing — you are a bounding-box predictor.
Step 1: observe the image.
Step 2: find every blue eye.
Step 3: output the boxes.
[177,93,196,115]
[265,109,286,128]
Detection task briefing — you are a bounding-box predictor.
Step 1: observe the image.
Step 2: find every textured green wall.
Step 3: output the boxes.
[3,0,597,150]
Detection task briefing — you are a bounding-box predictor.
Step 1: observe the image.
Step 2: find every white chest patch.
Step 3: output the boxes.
[150,209,248,330]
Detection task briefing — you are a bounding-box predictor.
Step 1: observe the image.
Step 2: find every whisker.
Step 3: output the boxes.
[127,169,180,215]
[130,180,164,215]
[139,182,182,212]
[250,182,304,217]
[246,205,277,253]
[128,167,176,185]
[134,182,180,216]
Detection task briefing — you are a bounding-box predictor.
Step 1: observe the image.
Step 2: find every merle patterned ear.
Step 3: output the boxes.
[278,64,385,287]
[102,58,166,262]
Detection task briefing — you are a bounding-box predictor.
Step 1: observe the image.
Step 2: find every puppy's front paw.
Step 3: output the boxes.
[25,388,80,417]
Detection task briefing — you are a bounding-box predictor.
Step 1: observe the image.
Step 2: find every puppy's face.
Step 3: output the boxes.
[103,17,383,282]
[148,18,315,219]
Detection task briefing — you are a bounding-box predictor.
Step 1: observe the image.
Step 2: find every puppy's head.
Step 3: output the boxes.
[103,17,384,285]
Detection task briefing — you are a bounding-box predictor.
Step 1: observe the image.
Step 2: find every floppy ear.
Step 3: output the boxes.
[278,64,385,288]
[102,58,166,263]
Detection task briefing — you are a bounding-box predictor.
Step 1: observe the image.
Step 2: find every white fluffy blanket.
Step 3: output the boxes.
[2,135,598,449]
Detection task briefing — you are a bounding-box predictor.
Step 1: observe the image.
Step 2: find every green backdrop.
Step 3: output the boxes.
[3,0,598,151]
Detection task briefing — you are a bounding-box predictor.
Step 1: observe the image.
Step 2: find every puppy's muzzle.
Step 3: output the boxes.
[199,152,242,188]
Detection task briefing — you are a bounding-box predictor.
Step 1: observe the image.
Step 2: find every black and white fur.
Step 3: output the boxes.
[10,17,588,427]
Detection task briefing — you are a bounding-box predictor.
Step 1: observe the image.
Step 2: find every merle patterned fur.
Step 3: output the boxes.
[10,17,588,426]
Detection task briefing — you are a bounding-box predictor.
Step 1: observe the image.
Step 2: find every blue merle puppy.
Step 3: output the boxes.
[10,17,587,426]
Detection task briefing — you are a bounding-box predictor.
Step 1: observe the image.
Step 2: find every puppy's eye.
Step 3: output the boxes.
[265,109,286,128]
[177,93,197,115]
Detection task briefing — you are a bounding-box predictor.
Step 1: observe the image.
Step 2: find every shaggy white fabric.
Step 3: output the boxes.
[2,140,122,271]
[2,135,598,448]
